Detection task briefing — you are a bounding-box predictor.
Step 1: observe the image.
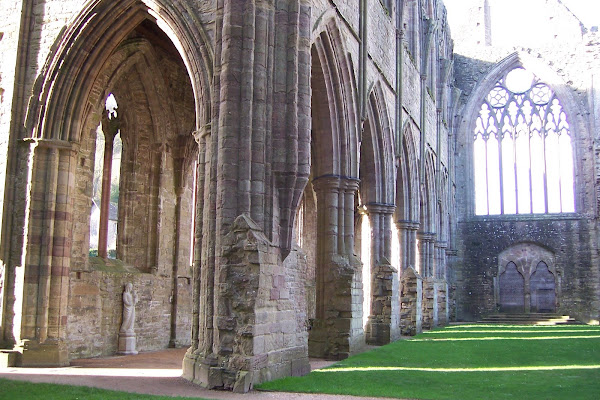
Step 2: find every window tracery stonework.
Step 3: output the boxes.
[473,67,575,215]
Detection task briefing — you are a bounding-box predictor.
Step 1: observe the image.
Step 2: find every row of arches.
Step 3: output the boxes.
[1,0,454,382]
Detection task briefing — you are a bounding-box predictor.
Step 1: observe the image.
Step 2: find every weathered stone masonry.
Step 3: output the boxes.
[7,0,600,394]
[450,0,600,324]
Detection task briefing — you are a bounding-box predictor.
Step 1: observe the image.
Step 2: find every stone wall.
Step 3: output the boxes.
[455,217,599,322]
[450,1,600,324]
[0,2,24,256]
[67,264,192,359]
[1,0,457,386]
[183,215,310,392]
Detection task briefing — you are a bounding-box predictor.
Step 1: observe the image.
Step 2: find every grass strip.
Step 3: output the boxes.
[257,324,600,400]
[0,378,210,400]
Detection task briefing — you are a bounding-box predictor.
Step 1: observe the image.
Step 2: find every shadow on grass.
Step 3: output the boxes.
[257,325,600,400]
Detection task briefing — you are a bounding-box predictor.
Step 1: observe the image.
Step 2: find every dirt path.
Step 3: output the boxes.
[0,348,401,400]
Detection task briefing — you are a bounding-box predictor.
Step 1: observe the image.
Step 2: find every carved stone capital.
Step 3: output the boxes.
[363,202,396,215]
[417,231,436,242]
[396,220,420,231]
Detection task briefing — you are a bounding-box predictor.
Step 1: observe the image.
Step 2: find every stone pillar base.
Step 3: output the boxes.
[366,263,400,345]
[366,317,391,345]
[182,352,222,389]
[308,319,351,360]
[181,348,198,381]
[0,350,21,367]
[118,333,138,355]
[20,339,69,367]
[182,350,310,393]
[400,266,423,336]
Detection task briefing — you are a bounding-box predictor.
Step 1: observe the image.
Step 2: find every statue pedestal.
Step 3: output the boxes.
[118,332,138,355]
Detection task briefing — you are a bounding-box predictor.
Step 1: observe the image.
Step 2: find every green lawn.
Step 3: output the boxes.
[0,378,209,400]
[257,324,600,400]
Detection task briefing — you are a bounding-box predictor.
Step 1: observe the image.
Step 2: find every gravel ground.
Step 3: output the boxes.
[0,348,403,400]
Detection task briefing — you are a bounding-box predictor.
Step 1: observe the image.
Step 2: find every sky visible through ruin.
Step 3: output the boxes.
[561,0,600,28]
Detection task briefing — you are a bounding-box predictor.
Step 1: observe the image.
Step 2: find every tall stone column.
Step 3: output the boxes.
[408,222,419,268]
[309,176,363,360]
[418,232,437,329]
[183,0,312,392]
[364,204,399,345]
[396,220,419,270]
[418,232,435,277]
[435,241,447,279]
[17,139,77,367]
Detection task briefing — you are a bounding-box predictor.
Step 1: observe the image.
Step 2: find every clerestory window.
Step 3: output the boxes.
[473,67,575,215]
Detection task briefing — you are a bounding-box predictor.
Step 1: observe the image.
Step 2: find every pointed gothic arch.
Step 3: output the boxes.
[361,82,396,206]
[305,18,363,359]
[6,1,206,365]
[311,20,360,178]
[497,242,558,313]
[457,52,587,216]
[27,0,212,142]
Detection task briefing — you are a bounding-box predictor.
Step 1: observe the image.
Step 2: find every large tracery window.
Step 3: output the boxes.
[474,67,575,215]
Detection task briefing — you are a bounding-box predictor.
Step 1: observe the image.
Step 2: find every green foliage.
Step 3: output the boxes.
[110,186,119,204]
[0,379,210,400]
[258,324,600,400]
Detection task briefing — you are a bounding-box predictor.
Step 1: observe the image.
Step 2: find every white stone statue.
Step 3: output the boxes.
[120,282,138,334]
[118,282,138,354]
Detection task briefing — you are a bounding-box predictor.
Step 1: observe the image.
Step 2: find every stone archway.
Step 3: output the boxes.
[497,243,558,314]
[7,0,208,367]
[303,19,362,360]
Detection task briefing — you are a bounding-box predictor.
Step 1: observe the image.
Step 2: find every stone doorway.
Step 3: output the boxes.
[499,262,525,313]
[530,262,556,313]
[496,243,558,314]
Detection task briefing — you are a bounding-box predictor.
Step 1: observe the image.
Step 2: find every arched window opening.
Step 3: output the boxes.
[90,93,121,259]
[474,67,575,215]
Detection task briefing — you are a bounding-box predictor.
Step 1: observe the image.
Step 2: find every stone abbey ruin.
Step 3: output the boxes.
[0,0,599,392]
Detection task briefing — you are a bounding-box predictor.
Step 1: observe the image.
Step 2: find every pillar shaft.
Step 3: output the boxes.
[418,232,435,277]
[396,221,419,270]
[184,0,313,390]
[18,139,76,366]
[310,176,361,359]
[364,204,398,345]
